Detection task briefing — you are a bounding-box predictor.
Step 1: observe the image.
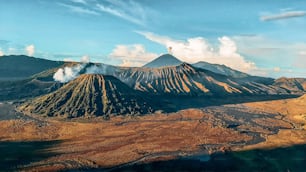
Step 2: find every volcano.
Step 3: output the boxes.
[20,74,156,118]
[143,54,182,68]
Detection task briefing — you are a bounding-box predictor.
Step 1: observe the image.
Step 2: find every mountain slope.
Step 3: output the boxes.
[192,61,249,78]
[143,54,182,68]
[116,63,291,96]
[20,74,156,118]
[273,77,306,94]
[0,55,64,80]
[0,78,62,101]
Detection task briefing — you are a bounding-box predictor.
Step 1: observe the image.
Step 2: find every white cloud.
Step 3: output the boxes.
[81,55,90,63]
[96,0,147,25]
[299,51,306,56]
[63,58,74,62]
[0,49,3,56]
[58,3,99,15]
[137,31,257,73]
[273,67,281,72]
[260,11,306,21]
[218,37,237,57]
[120,59,144,67]
[110,44,158,67]
[25,44,35,56]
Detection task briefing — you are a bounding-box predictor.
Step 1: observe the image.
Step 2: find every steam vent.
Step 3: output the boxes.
[20,74,155,118]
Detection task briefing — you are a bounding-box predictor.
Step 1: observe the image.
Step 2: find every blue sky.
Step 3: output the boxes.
[0,0,306,78]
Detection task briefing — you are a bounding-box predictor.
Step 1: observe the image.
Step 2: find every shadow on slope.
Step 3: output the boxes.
[0,140,61,171]
[109,144,306,172]
[160,94,300,113]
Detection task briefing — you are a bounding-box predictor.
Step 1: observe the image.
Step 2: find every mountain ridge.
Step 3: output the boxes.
[115,63,294,96]
[0,55,64,80]
[192,61,250,78]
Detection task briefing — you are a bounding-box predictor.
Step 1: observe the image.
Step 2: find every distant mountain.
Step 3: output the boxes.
[115,63,292,96]
[0,78,61,101]
[192,61,249,78]
[20,74,156,118]
[143,54,182,68]
[0,55,64,80]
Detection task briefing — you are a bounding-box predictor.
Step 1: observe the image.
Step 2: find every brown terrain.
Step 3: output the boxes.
[0,94,305,171]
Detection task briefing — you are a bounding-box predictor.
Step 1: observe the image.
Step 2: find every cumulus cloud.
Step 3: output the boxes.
[110,44,158,67]
[260,11,306,21]
[273,67,281,72]
[137,31,257,73]
[25,45,35,56]
[81,55,90,63]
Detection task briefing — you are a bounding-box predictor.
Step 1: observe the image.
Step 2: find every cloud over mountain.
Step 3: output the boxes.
[110,44,158,67]
[25,44,35,56]
[137,31,257,73]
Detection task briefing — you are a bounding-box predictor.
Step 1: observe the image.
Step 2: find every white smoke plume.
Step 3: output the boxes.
[53,56,118,83]
[85,64,119,76]
[53,56,91,83]
[53,64,85,83]
[85,65,103,74]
